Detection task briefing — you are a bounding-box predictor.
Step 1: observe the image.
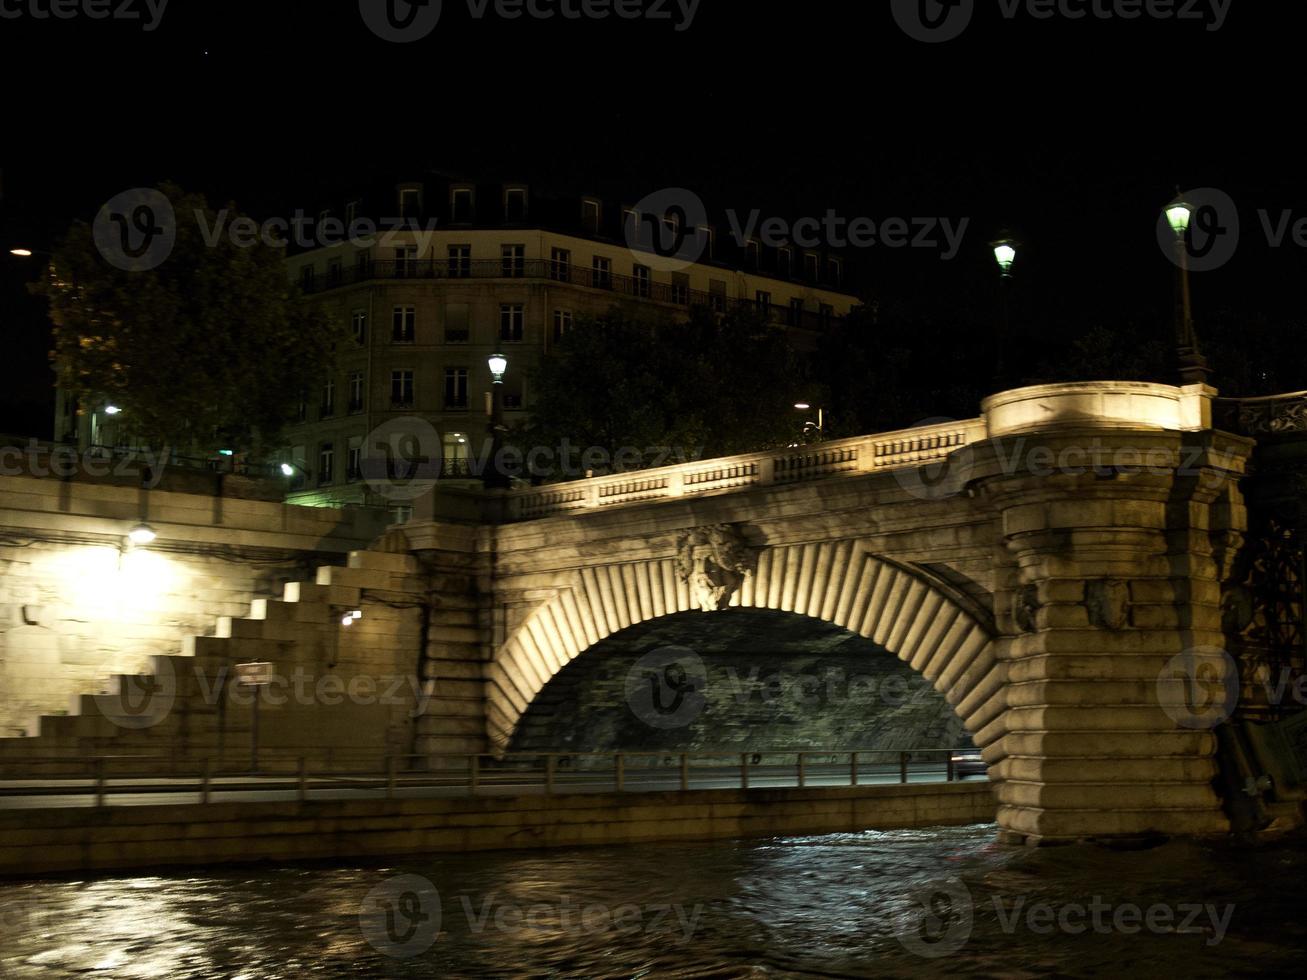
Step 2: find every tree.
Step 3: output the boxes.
[519,306,809,479]
[37,183,340,455]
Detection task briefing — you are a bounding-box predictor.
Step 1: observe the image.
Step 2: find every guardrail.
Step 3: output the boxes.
[506,418,988,520]
[0,749,983,809]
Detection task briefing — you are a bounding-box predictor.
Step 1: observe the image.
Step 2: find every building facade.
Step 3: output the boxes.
[282,178,862,513]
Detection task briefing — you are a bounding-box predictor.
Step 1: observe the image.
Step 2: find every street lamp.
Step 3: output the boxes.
[794,402,824,443]
[484,353,510,489]
[990,235,1020,388]
[1164,195,1210,385]
[9,248,34,257]
[991,239,1018,278]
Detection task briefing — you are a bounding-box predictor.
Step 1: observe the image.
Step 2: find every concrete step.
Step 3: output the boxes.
[348,550,421,574]
[284,581,362,605]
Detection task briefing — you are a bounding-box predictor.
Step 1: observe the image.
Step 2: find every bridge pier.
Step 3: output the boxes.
[977,426,1251,843]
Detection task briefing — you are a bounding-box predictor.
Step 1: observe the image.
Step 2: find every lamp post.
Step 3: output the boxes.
[990,237,1018,386]
[1165,199,1211,385]
[794,402,824,444]
[484,353,510,489]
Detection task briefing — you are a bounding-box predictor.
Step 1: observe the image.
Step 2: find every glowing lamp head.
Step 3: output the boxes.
[992,241,1018,276]
[103,405,122,416]
[280,463,296,477]
[487,353,508,382]
[1166,201,1193,236]
[126,523,157,546]
[9,248,33,257]
[794,402,811,411]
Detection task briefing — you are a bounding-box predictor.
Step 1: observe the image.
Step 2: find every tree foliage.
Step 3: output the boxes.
[37,183,341,454]
[520,306,810,477]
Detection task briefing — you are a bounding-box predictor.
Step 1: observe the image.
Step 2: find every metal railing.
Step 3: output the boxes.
[302,259,845,332]
[0,749,983,809]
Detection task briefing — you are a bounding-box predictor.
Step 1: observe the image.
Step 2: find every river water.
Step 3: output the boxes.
[2,823,1305,978]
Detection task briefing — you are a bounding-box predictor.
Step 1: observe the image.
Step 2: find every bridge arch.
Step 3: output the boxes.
[487,541,1006,765]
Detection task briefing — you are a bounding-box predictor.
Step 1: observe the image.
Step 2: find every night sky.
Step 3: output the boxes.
[2,0,1302,437]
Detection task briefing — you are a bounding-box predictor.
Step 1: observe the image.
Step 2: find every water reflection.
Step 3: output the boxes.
[2,824,1306,978]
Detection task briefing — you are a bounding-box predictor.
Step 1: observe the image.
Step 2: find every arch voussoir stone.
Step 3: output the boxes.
[487,542,1004,759]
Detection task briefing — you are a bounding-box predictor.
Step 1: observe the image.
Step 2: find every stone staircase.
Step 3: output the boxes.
[0,549,488,776]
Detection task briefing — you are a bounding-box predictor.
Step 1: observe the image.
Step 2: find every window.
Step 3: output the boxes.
[552,309,573,341]
[445,303,470,343]
[351,310,367,345]
[348,371,364,413]
[671,272,690,305]
[443,431,470,477]
[503,378,523,410]
[391,370,414,406]
[444,367,468,408]
[582,198,601,234]
[296,390,307,423]
[804,253,820,281]
[633,264,651,298]
[592,255,611,289]
[789,297,804,326]
[550,247,571,281]
[755,290,771,313]
[394,246,417,278]
[451,187,474,222]
[827,257,843,286]
[299,265,315,289]
[398,186,421,218]
[344,200,358,228]
[320,379,335,417]
[318,442,334,485]
[500,304,524,342]
[447,244,470,278]
[708,279,726,313]
[745,240,760,270]
[327,257,342,285]
[698,226,714,260]
[819,303,834,329]
[392,306,416,342]
[504,187,527,222]
[355,250,372,277]
[501,244,525,277]
[622,207,639,239]
[777,248,792,279]
[347,436,363,481]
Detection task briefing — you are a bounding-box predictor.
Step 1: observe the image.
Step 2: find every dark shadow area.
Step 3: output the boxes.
[510,609,971,757]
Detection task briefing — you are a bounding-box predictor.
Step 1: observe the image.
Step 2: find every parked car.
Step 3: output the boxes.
[950,750,986,778]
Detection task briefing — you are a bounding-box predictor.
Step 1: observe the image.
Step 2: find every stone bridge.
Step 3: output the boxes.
[10,380,1301,847]
[401,380,1253,844]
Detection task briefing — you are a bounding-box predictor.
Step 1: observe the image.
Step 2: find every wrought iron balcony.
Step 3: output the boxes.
[301,259,845,331]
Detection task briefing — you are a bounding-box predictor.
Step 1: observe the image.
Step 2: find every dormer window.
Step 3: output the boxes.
[397,186,422,218]
[582,198,601,235]
[504,187,527,222]
[451,186,475,223]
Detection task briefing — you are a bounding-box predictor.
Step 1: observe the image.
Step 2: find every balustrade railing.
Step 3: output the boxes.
[504,418,987,521]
